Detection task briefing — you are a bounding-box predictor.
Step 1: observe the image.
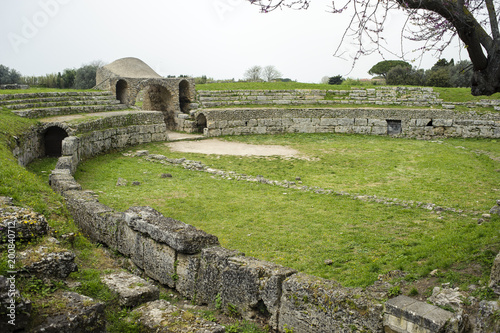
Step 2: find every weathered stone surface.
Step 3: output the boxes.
[278,273,383,332]
[132,300,225,333]
[124,206,219,254]
[63,190,121,247]
[195,247,244,306]
[31,292,105,333]
[490,200,500,216]
[489,252,500,294]
[0,205,49,243]
[18,246,78,278]
[49,169,82,194]
[142,236,177,288]
[218,256,296,329]
[428,286,465,312]
[384,295,465,333]
[101,271,159,307]
[0,275,32,333]
[474,300,500,333]
[116,177,128,186]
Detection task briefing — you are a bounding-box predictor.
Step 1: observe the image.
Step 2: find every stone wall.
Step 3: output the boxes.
[197,108,500,139]
[12,111,168,167]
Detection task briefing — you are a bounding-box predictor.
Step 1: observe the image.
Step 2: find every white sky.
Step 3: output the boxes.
[0,0,467,83]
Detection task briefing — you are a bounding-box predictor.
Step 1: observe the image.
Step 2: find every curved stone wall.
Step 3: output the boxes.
[198,108,500,139]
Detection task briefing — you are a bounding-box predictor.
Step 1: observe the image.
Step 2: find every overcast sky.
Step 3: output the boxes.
[0,0,467,83]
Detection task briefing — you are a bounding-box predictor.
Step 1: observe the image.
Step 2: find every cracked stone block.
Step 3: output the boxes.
[132,300,225,333]
[384,295,464,333]
[278,273,383,333]
[0,205,49,243]
[489,252,500,295]
[31,292,105,333]
[18,246,78,279]
[101,271,159,307]
[124,206,219,254]
[0,275,32,333]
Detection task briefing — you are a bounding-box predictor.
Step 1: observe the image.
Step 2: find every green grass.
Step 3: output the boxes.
[74,134,500,287]
[0,87,96,95]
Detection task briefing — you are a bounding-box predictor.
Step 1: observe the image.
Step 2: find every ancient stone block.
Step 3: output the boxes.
[18,246,78,279]
[116,222,144,268]
[0,205,49,243]
[195,247,244,306]
[489,252,500,295]
[132,300,225,333]
[433,119,453,127]
[176,253,201,299]
[101,271,159,307]
[142,237,177,288]
[124,206,219,254]
[31,292,105,333]
[61,136,79,156]
[278,273,383,332]
[219,256,296,329]
[384,295,463,333]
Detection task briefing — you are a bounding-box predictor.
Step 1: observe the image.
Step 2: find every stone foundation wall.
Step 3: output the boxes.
[12,111,168,167]
[198,108,500,139]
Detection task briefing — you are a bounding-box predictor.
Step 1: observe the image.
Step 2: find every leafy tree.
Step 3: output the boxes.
[449,60,473,88]
[386,66,426,86]
[0,65,21,85]
[244,66,262,81]
[74,63,101,89]
[247,0,500,95]
[262,65,282,82]
[431,58,454,70]
[62,69,76,89]
[328,75,344,85]
[426,67,451,87]
[368,60,411,79]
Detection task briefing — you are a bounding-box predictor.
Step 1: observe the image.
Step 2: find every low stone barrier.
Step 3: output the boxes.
[198,108,500,139]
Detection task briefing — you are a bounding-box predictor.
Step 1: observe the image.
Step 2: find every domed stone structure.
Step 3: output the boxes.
[95,57,195,131]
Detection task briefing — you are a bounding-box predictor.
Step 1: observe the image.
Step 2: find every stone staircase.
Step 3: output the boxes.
[197,87,444,108]
[0,91,128,118]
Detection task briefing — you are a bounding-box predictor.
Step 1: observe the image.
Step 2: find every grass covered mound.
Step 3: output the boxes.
[73,134,500,287]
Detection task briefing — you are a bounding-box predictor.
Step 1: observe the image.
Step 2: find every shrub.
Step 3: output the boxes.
[328,75,344,85]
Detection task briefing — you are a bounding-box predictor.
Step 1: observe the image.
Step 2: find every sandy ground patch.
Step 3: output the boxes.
[166,139,303,158]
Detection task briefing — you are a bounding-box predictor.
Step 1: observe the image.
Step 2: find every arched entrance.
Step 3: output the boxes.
[196,113,207,134]
[142,85,176,130]
[44,126,68,157]
[179,80,191,113]
[116,80,129,104]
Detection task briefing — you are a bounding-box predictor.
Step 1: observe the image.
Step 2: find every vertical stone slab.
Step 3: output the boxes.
[176,253,201,300]
[142,237,177,288]
[278,273,383,333]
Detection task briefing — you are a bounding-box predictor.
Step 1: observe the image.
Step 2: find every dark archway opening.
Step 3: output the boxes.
[116,80,129,104]
[142,85,175,130]
[196,113,207,134]
[44,127,68,157]
[179,80,191,113]
[387,120,402,135]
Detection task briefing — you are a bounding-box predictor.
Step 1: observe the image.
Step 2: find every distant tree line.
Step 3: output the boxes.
[244,65,283,82]
[0,61,105,89]
[369,59,473,88]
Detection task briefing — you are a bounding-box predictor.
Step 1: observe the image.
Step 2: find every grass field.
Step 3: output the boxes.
[72,134,500,288]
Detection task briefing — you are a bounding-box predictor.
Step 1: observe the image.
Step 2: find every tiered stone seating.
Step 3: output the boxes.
[197,87,444,108]
[0,91,128,118]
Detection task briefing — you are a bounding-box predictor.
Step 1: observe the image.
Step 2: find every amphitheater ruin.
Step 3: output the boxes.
[2,57,500,332]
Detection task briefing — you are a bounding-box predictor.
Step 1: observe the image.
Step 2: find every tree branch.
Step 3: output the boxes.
[485,0,500,40]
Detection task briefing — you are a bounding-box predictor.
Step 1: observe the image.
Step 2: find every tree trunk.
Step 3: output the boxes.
[471,49,500,95]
